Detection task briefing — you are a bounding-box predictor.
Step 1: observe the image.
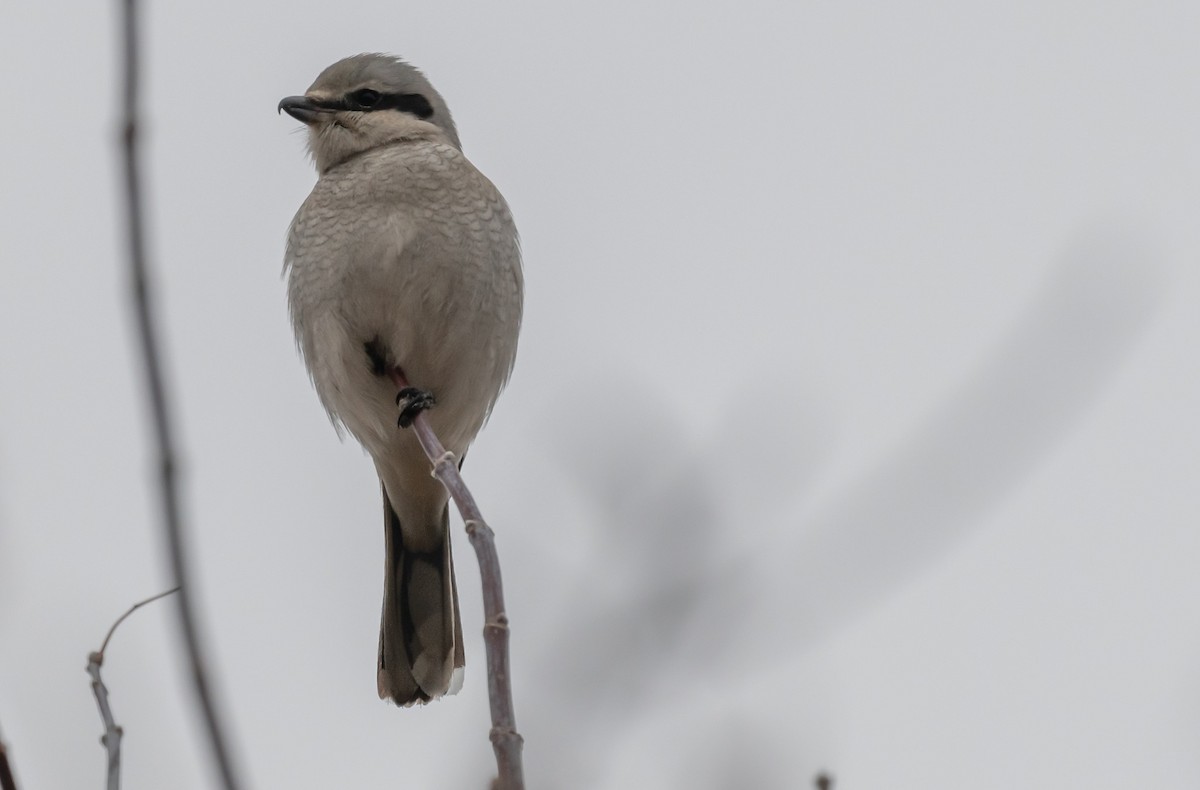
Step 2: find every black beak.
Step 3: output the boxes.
[278,95,327,124]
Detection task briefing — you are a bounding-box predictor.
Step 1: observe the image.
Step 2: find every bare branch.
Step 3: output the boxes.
[86,654,122,790]
[388,368,525,790]
[0,731,18,790]
[117,2,243,789]
[98,586,181,659]
[87,587,179,790]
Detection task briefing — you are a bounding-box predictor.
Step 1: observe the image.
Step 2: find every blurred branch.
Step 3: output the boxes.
[98,586,181,658]
[86,657,122,790]
[0,731,17,790]
[814,772,833,790]
[117,2,243,790]
[87,587,179,790]
[777,242,1162,651]
[387,368,525,790]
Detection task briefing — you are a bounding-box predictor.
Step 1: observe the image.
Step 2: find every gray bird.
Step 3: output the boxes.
[279,54,523,705]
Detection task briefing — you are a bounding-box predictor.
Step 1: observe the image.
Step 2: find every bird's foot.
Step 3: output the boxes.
[396,387,436,428]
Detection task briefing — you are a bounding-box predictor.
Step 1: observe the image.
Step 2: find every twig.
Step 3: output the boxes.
[0,731,17,790]
[388,369,525,790]
[118,2,242,790]
[86,655,121,790]
[98,586,181,658]
[87,587,180,790]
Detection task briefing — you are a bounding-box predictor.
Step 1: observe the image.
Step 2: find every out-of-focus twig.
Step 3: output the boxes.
[814,772,833,789]
[388,368,525,790]
[86,656,122,790]
[0,730,18,790]
[118,2,242,790]
[98,586,181,658]
[87,587,180,790]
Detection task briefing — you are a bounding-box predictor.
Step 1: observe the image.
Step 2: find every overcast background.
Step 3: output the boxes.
[2,1,1199,788]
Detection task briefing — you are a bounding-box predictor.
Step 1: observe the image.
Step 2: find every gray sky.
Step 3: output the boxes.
[2,1,1199,788]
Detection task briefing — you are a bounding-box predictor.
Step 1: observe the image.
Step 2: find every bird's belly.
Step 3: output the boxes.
[304,250,517,458]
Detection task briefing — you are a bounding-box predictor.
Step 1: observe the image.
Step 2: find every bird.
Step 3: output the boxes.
[279,53,523,705]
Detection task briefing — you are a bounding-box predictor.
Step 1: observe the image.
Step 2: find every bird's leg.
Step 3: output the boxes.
[363,337,389,376]
[364,341,436,428]
[395,386,436,428]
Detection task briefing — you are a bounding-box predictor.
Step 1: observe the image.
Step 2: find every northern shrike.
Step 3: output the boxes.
[280,54,523,705]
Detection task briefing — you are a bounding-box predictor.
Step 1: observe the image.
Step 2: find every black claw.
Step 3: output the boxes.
[396,387,435,428]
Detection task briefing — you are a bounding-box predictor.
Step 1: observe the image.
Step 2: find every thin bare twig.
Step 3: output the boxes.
[87,587,180,790]
[388,368,525,790]
[118,2,242,789]
[0,731,17,790]
[98,586,181,658]
[86,655,121,790]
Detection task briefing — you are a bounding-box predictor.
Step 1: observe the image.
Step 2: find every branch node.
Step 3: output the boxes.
[430,450,457,474]
[489,727,525,746]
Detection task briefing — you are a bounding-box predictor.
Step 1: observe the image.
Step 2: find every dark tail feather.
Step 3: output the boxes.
[378,490,464,705]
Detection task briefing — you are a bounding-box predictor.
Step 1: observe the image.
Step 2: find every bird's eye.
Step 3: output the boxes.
[350,89,381,109]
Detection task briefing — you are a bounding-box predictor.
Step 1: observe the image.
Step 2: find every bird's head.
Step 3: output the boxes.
[279,53,462,173]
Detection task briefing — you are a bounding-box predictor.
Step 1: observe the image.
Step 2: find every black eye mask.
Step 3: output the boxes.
[319,90,435,119]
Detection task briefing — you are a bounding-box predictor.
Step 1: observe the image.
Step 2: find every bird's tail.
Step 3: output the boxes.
[377,491,464,705]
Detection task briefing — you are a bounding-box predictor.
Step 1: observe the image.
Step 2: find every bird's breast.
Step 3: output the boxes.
[284,140,523,452]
